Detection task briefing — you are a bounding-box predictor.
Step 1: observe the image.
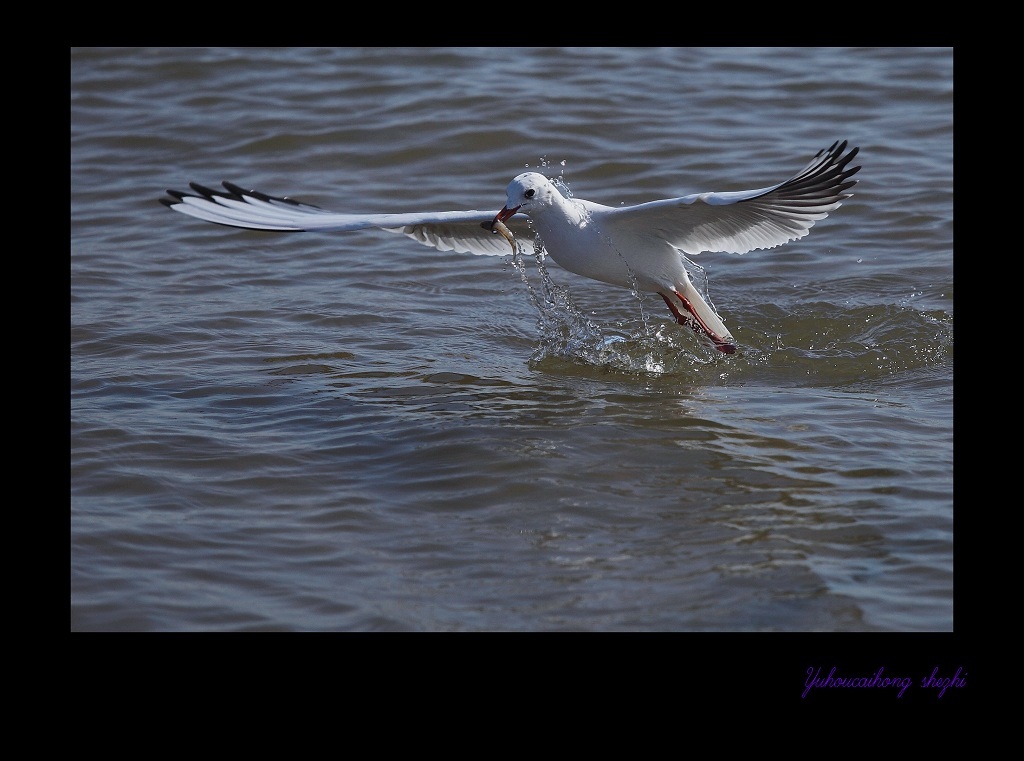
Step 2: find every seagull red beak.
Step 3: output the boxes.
[492,205,521,227]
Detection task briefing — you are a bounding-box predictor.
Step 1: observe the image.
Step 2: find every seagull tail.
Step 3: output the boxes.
[660,283,736,354]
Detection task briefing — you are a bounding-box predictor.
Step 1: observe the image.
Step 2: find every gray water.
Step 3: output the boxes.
[70,47,953,631]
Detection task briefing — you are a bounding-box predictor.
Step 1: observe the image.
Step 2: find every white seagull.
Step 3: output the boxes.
[162,140,860,354]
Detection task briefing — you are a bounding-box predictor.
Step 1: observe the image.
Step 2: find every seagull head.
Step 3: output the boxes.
[491,172,559,226]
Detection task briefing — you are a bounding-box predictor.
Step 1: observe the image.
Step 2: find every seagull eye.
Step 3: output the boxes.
[524,189,536,199]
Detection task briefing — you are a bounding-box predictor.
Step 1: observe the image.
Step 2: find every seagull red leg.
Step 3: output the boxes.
[660,292,736,354]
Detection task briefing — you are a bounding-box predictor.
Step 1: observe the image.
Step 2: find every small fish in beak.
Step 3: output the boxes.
[481,215,518,254]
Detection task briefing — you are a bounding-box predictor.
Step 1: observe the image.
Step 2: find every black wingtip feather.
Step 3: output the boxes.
[188,181,233,200]
[222,181,258,199]
[221,181,318,208]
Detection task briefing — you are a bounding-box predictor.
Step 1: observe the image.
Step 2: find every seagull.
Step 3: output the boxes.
[161,140,860,354]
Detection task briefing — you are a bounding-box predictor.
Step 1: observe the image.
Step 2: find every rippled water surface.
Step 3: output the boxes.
[71,47,953,631]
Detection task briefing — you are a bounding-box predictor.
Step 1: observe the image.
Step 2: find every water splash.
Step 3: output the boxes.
[509,236,602,351]
[508,236,719,376]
